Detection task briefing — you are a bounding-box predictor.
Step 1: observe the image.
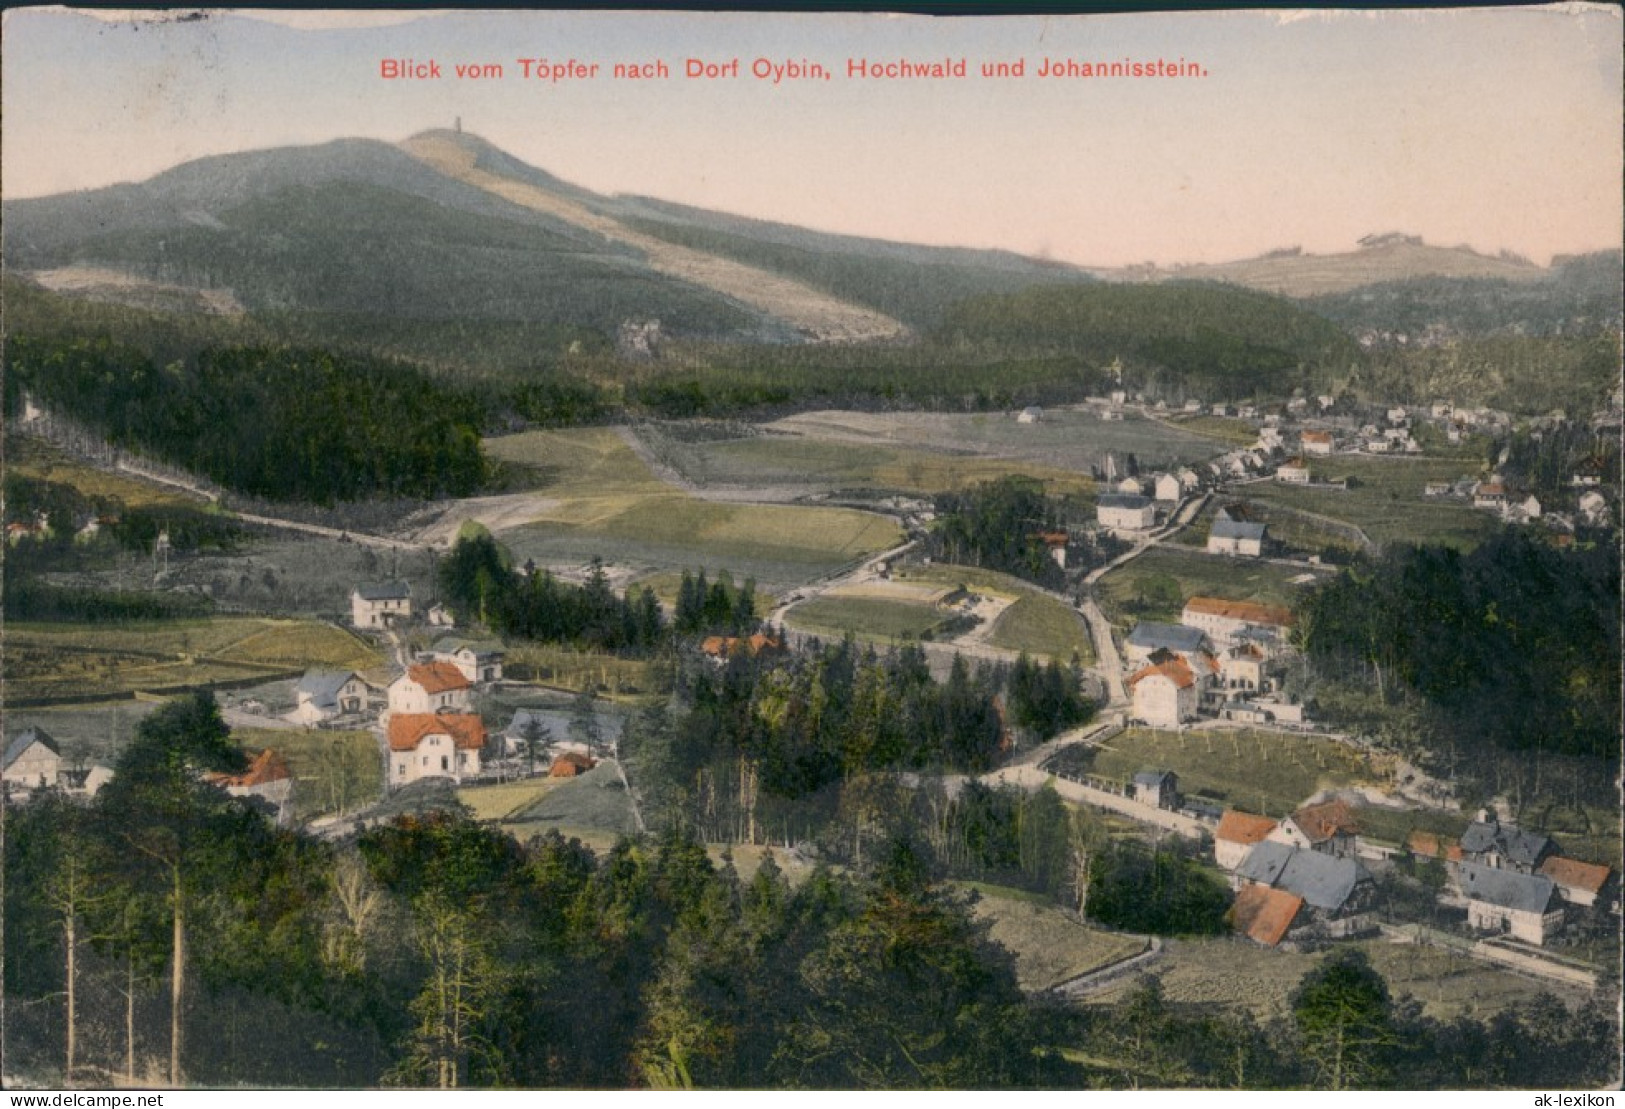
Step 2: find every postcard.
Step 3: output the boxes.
[1,5,1620,1097]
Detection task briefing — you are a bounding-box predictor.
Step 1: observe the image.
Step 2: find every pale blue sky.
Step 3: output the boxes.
[2,6,1619,267]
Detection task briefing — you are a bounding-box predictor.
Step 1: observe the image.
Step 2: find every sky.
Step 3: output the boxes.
[2,5,1620,268]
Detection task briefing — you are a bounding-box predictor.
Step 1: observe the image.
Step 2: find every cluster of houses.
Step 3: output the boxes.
[1124,597,1306,729]
[1215,801,1614,948]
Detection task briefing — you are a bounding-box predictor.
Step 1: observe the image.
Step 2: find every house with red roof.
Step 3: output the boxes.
[1127,654,1201,728]
[388,661,473,715]
[206,749,295,823]
[388,713,487,786]
[1538,856,1613,910]
[1215,809,1278,871]
[1230,883,1304,946]
[1270,799,1361,859]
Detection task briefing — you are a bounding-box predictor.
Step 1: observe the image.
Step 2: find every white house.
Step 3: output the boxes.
[1268,800,1359,859]
[205,749,295,825]
[1097,493,1156,531]
[1152,473,1182,503]
[291,670,370,726]
[1219,642,1271,693]
[1125,622,1210,665]
[1017,406,1043,424]
[429,637,505,684]
[3,728,62,790]
[1473,483,1508,510]
[388,713,487,786]
[388,662,473,716]
[1276,458,1311,484]
[1458,862,1565,946]
[351,581,412,629]
[1181,597,1294,652]
[1578,490,1610,526]
[1216,810,1278,871]
[1127,655,1201,727]
[1537,857,1611,909]
[1132,769,1180,810]
[1208,513,1265,557]
[1115,476,1146,496]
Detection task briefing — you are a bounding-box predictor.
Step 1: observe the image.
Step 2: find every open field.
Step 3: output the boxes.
[1095,546,1326,626]
[764,408,1222,474]
[966,883,1148,992]
[1238,456,1498,551]
[1086,936,1594,1022]
[483,427,671,499]
[502,760,639,836]
[987,593,1093,662]
[787,594,957,643]
[1163,413,1258,446]
[5,618,383,703]
[6,432,207,510]
[458,776,566,822]
[1054,726,1387,818]
[652,432,1097,497]
[232,726,380,821]
[502,643,660,697]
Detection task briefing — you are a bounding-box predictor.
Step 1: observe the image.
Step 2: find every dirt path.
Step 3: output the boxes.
[406,491,564,548]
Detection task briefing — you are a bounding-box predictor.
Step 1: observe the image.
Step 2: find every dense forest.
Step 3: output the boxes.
[7,692,1617,1090]
[1295,530,1620,761]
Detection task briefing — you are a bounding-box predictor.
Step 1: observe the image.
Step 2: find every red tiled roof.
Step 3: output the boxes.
[1289,799,1360,843]
[1230,884,1303,946]
[405,661,471,694]
[207,748,292,789]
[1183,597,1294,628]
[549,752,596,778]
[701,634,784,658]
[1407,831,1463,862]
[1302,431,1333,444]
[1217,809,1278,846]
[1539,856,1610,894]
[388,713,486,752]
[1034,531,1069,548]
[1128,656,1196,691]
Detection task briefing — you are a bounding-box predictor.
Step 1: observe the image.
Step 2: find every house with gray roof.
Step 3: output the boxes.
[429,637,505,683]
[1457,862,1565,945]
[1208,516,1266,557]
[1132,769,1179,810]
[291,670,371,726]
[1235,840,1376,938]
[1126,622,1210,664]
[350,581,412,629]
[1097,493,1156,531]
[1459,815,1555,874]
[3,727,63,791]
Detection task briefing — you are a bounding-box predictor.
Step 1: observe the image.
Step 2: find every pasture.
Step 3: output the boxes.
[6,432,206,510]
[1053,726,1387,818]
[1163,413,1258,446]
[1086,936,1593,1022]
[501,760,640,837]
[1095,546,1325,626]
[458,776,566,822]
[964,883,1148,992]
[786,594,955,644]
[986,593,1093,662]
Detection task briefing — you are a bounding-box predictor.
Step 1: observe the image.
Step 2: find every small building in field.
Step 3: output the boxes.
[1301,430,1334,455]
[1276,458,1311,485]
[351,581,412,629]
[1208,515,1265,557]
[1017,406,1043,424]
[1537,857,1612,909]
[1473,483,1508,511]
[1458,862,1565,945]
[2,728,62,790]
[388,713,487,786]
[291,670,370,726]
[1270,799,1360,859]
[1132,769,1180,810]
[1097,493,1156,531]
[388,662,474,716]
[1216,810,1279,871]
[429,637,505,684]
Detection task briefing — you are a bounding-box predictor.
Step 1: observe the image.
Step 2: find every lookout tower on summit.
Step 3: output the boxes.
[455,116,462,134]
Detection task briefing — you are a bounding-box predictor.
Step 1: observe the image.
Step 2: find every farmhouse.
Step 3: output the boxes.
[1127,655,1201,727]
[3,727,62,790]
[1276,458,1311,485]
[351,581,412,629]
[1234,840,1376,938]
[429,637,505,683]
[1207,515,1265,557]
[1125,622,1210,665]
[1269,799,1359,859]
[1458,813,1554,874]
[206,749,295,822]
[1407,830,1463,863]
[1458,862,1565,945]
[388,662,474,716]
[1181,597,1294,652]
[1301,430,1334,455]
[1097,493,1156,531]
[388,713,487,786]
[1472,483,1508,511]
[1216,809,1279,870]
[291,669,370,725]
[1536,856,1612,909]
[1230,884,1304,946]
[1152,473,1182,502]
